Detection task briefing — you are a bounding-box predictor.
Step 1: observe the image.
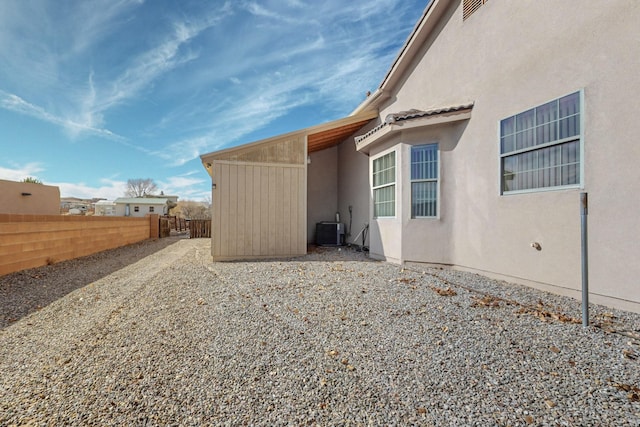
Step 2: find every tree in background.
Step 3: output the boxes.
[173,200,211,219]
[125,178,158,197]
[22,177,43,184]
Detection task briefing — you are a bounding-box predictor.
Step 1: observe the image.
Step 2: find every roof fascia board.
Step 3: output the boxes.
[350,88,390,115]
[200,110,378,162]
[356,108,471,154]
[200,129,305,163]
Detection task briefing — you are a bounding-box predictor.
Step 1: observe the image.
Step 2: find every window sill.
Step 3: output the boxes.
[502,184,582,196]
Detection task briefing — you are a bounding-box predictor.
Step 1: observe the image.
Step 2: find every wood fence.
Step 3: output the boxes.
[190,220,211,238]
[162,215,188,232]
[160,215,210,238]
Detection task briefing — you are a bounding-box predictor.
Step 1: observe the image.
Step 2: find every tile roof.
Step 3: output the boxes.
[355,103,474,144]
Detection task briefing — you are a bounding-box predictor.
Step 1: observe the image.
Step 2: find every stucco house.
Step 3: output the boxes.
[94,200,117,216]
[0,179,60,215]
[201,0,640,313]
[113,197,170,217]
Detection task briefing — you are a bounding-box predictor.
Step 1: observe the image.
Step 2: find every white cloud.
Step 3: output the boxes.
[241,2,293,22]
[0,90,124,140]
[88,25,202,117]
[54,174,210,201]
[152,136,212,167]
[147,0,421,160]
[0,2,228,141]
[67,0,147,56]
[0,164,127,200]
[284,0,306,7]
[158,173,209,201]
[0,163,45,182]
[0,0,424,184]
[53,178,128,200]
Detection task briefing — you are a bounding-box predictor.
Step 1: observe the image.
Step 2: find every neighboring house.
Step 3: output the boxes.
[113,197,169,217]
[0,179,61,215]
[94,200,117,216]
[201,0,640,313]
[145,193,179,213]
[159,194,179,205]
[60,197,105,215]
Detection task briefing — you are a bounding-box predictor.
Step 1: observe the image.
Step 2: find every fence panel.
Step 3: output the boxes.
[190,220,211,238]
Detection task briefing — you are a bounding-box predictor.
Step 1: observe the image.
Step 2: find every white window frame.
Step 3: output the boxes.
[500,90,584,195]
[372,150,396,218]
[134,206,140,213]
[149,206,155,213]
[410,143,439,218]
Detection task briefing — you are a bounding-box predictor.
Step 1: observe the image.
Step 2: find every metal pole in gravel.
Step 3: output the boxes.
[580,192,589,327]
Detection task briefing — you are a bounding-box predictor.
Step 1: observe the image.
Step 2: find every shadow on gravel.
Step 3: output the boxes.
[0,236,185,330]
[218,245,376,264]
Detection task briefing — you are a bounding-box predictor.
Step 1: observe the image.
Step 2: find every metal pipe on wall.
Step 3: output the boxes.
[580,192,589,327]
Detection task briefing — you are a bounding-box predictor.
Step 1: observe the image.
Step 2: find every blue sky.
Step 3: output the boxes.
[0,0,426,201]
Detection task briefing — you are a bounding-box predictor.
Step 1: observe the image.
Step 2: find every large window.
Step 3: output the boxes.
[500,91,582,194]
[373,151,396,217]
[411,144,439,217]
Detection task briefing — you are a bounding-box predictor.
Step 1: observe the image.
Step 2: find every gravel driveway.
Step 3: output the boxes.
[1,238,639,426]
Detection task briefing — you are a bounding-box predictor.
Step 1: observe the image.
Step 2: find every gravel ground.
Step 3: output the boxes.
[0,236,184,329]
[1,238,639,426]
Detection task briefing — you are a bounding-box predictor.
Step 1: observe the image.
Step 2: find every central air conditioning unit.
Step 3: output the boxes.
[316,222,345,246]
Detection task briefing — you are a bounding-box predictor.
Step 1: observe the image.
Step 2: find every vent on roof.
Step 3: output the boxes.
[463,0,488,20]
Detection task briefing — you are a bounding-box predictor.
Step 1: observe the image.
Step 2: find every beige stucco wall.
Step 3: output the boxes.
[0,179,61,215]
[337,133,372,247]
[365,0,640,311]
[307,147,338,244]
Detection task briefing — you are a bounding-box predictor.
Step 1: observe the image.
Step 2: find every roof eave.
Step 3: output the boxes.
[355,106,472,154]
[200,110,378,170]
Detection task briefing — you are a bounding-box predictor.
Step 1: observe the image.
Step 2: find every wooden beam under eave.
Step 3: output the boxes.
[307,118,374,153]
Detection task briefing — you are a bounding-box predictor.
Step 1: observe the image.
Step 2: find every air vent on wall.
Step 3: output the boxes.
[463,0,488,20]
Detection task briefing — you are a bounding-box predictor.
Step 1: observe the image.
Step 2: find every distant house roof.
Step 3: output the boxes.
[147,194,178,201]
[113,197,169,205]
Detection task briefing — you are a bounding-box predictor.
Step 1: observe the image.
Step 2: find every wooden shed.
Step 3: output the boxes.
[200,111,376,261]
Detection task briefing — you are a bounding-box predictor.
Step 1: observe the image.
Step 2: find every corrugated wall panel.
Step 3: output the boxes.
[283,168,292,255]
[252,166,261,256]
[298,167,307,254]
[243,165,253,256]
[260,166,270,255]
[212,160,306,261]
[236,165,246,256]
[221,163,230,258]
